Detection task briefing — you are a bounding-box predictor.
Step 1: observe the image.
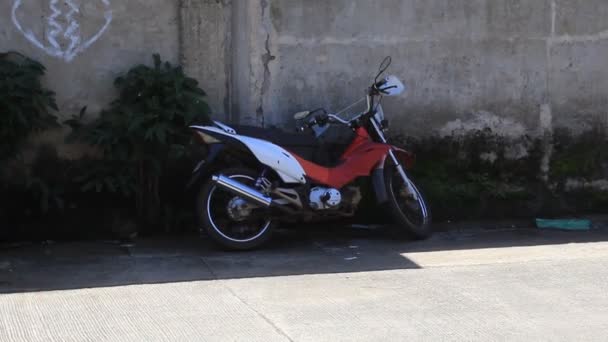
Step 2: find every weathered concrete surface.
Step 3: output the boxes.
[1,0,180,120]
[261,0,608,133]
[266,0,551,131]
[1,0,180,159]
[180,0,232,121]
[4,0,607,133]
[179,0,607,190]
[2,1,607,188]
[549,0,608,129]
[1,227,608,341]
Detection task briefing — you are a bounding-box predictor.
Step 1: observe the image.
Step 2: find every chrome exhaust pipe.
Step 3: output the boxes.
[211,175,272,207]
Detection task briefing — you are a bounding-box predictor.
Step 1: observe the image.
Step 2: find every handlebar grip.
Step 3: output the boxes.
[316,114,329,126]
[303,117,320,129]
[296,113,333,133]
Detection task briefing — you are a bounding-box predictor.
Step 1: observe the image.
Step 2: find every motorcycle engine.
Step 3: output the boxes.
[309,187,342,210]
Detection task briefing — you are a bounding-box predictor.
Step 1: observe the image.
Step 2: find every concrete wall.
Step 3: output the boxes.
[1,0,180,157]
[2,0,606,215]
[2,0,180,119]
[221,0,608,136]
[180,0,232,121]
[2,0,608,150]
[3,0,607,133]
[179,0,608,194]
[267,0,552,132]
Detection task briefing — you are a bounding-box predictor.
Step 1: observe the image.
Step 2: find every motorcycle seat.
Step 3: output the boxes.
[231,125,317,148]
[230,125,345,167]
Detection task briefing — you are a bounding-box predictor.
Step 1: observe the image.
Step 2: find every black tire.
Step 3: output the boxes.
[384,164,432,239]
[197,168,273,250]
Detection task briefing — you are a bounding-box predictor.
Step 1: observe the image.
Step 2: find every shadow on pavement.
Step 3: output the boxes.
[1,218,608,294]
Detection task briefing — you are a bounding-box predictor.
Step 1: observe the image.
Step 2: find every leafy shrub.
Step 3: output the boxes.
[0,52,60,220]
[67,54,212,229]
[0,51,58,160]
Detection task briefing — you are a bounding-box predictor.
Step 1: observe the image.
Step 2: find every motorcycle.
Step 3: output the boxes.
[189,57,431,250]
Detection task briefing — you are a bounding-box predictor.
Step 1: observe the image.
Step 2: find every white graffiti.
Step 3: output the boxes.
[12,0,112,62]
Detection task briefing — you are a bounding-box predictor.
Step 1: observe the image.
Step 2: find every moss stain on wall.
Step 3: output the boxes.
[394,113,608,220]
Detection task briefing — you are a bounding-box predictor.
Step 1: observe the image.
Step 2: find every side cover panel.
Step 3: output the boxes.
[290,127,415,189]
[191,125,307,184]
[292,141,392,189]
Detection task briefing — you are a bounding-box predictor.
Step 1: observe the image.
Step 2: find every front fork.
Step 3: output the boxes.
[370,118,419,201]
[387,150,420,201]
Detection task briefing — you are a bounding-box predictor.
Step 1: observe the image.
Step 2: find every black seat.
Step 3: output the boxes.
[231,125,349,167]
[232,125,318,148]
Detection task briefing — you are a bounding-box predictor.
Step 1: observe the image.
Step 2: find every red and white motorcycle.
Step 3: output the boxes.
[190,58,430,249]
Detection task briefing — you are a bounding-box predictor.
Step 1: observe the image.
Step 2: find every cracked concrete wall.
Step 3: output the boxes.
[262,0,608,136]
[179,0,232,121]
[5,1,607,136]
[3,1,608,165]
[3,0,606,212]
[268,0,552,133]
[180,0,270,125]
[200,0,604,191]
[180,0,607,138]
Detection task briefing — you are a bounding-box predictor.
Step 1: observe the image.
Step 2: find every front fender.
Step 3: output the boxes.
[391,147,415,169]
[372,147,415,204]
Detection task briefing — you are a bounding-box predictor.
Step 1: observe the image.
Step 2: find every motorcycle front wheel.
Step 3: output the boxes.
[384,164,432,239]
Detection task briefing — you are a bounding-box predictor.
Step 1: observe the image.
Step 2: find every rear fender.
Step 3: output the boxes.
[372,147,415,204]
[191,125,307,184]
[186,143,225,188]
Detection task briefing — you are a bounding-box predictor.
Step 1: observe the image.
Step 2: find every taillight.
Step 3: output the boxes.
[193,131,205,143]
[193,131,221,144]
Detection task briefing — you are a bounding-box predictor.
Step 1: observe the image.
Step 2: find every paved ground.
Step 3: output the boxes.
[1,223,608,341]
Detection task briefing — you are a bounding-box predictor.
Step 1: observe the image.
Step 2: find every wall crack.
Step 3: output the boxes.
[256,0,275,127]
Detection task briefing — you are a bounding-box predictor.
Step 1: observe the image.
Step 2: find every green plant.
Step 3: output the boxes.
[67,54,212,229]
[551,127,608,181]
[24,145,69,215]
[0,52,59,217]
[25,176,65,214]
[0,51,58,161]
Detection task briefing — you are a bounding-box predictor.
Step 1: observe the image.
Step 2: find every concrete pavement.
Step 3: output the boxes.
[1,225,608,341]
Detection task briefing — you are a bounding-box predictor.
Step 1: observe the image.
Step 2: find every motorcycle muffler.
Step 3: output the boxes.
[211,175,272,207]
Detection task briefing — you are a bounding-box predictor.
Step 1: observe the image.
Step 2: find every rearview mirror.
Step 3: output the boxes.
[293,111,310,120]
[374,56,392,84]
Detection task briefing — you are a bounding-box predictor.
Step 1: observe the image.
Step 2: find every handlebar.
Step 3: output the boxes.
[296,91,380,133]
[296,113,352,132]
[327,114,351,125]
[296,56,394,134]
[371,81,398,96]
[374,79,388,89]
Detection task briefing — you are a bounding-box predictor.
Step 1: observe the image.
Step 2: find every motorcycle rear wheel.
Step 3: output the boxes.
[198,168,273,250]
